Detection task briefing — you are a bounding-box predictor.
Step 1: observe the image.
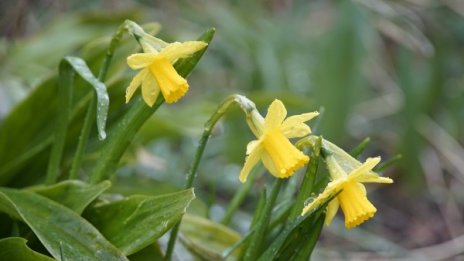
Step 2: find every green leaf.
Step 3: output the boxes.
[257,211,325,261]
[0,188,127,261]
[128,244,164,261]
[257,191,339,261]
[180,214,241,260]
[27,180,111,214]
[0,237,55,261]
[0,78,57,185]
[349,137,371,158]
[46,56,110,183]
[85,189,195,255]
[63,56,109,140]
[175,28,216,77]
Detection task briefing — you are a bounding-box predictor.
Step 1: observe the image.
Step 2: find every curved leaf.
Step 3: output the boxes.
[256,212,325,261]
[180,214,241,260]
[0,188,127,261]
[0,237,55,261]
[63,56,109,140]
[85,189,195,255]
[27,180,111,214]
[46,56,110,183]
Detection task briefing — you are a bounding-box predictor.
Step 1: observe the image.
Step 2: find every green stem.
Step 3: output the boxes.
[69,96,96,179]
[46,61,74,184]
[243,179,283,261]
[220,166,261,225]
[288,136,321,220]
[165,94,256,260]
[164,221,180,261]
[97,51,114,81]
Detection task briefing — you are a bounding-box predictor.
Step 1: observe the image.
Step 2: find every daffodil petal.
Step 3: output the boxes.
[127,53,159,69]
[141,73,160,107]
[358,183,367,195]
[282,112,318,131]
[348,157,381,181]
[281,111,319,138]
[261,151,278,178]
[264,99,287,129]
[246,140,260,155]
[160,41,208,63]
[324,198,339,226]
[356,173,394,184]
[239,144,262,183]
[281,123,311,139]
[125,69,148,103]
[301,179,343,216]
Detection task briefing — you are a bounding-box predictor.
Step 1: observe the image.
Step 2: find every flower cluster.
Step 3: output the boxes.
[124,33,393,230]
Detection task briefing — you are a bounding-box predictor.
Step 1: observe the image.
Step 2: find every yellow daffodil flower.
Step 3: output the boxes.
[239,99,318,183]
[125,40,208,106]
[301,156,393,229]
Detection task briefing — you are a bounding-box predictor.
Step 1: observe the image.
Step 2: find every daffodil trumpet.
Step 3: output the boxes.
[301,156,393,229]
[240,99,319,182]
[125,38,208,106]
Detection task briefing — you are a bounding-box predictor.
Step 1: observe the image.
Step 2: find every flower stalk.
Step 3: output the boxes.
[220,165,262,225]
[164,94,258,260]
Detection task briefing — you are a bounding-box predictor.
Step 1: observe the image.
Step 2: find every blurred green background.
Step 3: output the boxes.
[1,0,463,259]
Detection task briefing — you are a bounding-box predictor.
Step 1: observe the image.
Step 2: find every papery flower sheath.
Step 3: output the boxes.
[239,99,318,183]
[301,156,393,229]
[126,39,208,106]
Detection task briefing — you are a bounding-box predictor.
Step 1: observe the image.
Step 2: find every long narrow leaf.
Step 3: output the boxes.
[257,193,337,261]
